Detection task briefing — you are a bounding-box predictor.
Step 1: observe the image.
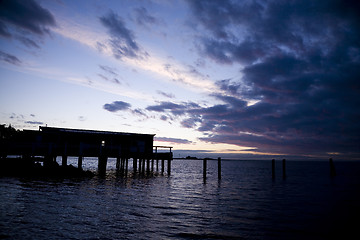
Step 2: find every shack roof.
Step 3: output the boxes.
[39,126,155,137]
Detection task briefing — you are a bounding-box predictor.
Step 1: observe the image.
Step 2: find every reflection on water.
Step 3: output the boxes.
[1,160,360,239]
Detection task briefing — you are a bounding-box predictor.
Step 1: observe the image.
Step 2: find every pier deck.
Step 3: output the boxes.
[0,126,173,175]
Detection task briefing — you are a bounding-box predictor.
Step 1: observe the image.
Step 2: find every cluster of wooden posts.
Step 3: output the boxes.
[271,158,337,179]
[113,157,172,176]
[63,155,172,176]
[271,159,287,179]
[202,157,222,182]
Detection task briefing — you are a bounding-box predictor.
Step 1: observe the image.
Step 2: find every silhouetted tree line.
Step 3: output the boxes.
[0,124,19,140]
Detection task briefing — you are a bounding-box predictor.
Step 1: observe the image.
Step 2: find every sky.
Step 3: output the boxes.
[0,0,359,160]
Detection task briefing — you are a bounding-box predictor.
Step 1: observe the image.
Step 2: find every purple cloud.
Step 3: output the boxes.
[180,0,360,158]
[155,137,192,144]
[103,101,131,112]
[100,11,148,60]
[0,0,56,36]
[0,50,21,65]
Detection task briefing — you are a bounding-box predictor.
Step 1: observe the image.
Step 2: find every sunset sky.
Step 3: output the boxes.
[1,0,359,159]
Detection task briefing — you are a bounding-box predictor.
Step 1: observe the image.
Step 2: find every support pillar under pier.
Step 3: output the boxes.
[116,157,120,170]
[62,155,68,167]
[161,159,164,175]
[98,156,108,175]
[78,156,83,170]
[167,159,171,176]
[125,158,128,176]
[146,158,150,174]
[133,158,137,172]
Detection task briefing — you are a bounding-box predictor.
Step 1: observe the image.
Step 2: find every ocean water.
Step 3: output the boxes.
[1,159,360,240]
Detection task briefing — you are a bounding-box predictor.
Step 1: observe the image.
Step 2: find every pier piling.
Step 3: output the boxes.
[78,156,83,170]
[329,158,336,177]
[161,159,164,175]
[218,157,221,180]
[147,158,150,174]
[133,158,137,172]
[203,159,207,181]
[62,155,67,167]
[98,156,108,175]
[142,159,146,175]
[272,159,275,179]
[116,157,120,170]
[282,159,286,179]
[125,158,128,176]
[167,159,171,176]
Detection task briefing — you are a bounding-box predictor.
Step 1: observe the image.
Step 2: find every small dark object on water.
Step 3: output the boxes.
[329,158,336,177]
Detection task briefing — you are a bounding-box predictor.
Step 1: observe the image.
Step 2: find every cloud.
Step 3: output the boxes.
[100,11,147,59]
[157,90,175,99]
[25,121,44,125]
[103,101,131,112]
[155,137,193,144]
[146,101,200,116]
[133,7,160,27]
[0,0,56,50]
[181,0,360,158]
[0,0,56,37]
[98,65,121,85]
[78,116,86,122]
[0,50,21,65]
[99,65,118,77]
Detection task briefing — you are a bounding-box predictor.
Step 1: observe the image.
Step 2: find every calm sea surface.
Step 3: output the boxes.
[1,159,360,239]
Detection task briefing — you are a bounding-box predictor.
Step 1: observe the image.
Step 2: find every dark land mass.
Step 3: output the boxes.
[0,157,94,178]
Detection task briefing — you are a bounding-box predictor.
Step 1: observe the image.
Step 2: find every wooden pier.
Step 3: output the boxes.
[0,126,173,176]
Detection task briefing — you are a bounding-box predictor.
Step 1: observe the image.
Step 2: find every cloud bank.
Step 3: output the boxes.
[145,0,360,158]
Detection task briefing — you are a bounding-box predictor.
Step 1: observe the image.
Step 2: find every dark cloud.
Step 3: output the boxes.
[0,0,56,37]
[157,90,175,99]
[134,7,159,26]
[99,65,118,77]
[103,101,131,112]
[146,101,185,113]
[155,137,192,144]
[146,101,200,116]
[183,0,360,158]
[132,108,147,117]
[17,36,40,48]
[78,116,86,122]
[98,65,121,84]
[25,121,44,125]
[100,11,147,59]
[0,50,21,65]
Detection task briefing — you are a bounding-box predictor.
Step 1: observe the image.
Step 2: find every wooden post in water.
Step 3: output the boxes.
[282,159,286,179]
[133,158,137,172]
[167,159,171,176]
[156,159,159,171]
[78,156,83,170]
[98,156,108,175]
[142,159,146,175]
[161,159,164,175]
[62,155,67,167]
[329,158,336,177]
[138,158,142,173]
[146,158,150,174]
[125,158,128,176]
[203,159,207,181]
[116,157,120,170]
[218,157,221,180]
[272,159,275,179]
[151,159,154,172]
